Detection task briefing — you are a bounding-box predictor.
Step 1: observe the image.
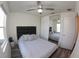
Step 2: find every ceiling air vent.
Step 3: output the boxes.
[67,9,72,11]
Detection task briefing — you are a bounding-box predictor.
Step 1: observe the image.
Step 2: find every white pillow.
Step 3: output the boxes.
[23,35,33,41]
[31,34,39,40]
[19,35,29,41]
[20,34,39,41]
[20,34,34,41]
[23,35,29,40]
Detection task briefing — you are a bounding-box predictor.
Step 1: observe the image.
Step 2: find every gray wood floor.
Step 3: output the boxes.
[51,47,72,58]
[49,39,72,58]
[11,45,22,58]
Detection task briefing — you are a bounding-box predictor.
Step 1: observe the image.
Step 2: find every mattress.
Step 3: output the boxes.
[18,38,58,58]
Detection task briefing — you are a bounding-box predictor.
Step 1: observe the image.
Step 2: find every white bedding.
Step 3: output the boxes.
[18,37,58,58]
[49,32,60,41]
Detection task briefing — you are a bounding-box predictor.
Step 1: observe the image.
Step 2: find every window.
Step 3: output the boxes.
[57,23,60,32]
[56,20,60,32]
[0,6,6,40]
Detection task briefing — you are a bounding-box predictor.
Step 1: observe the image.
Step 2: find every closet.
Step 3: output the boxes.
[58,12,76,50]
[41,12,77,50]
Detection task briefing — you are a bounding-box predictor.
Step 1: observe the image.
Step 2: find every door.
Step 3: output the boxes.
[77,16,79,32]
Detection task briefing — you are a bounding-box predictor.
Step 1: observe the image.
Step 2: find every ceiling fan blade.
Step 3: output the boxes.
[37,1,41,5]
[44,8,54,10]
[37,1,42,9]
[46,12,55,16]
[26,9,36,11]
[50,12,55,14]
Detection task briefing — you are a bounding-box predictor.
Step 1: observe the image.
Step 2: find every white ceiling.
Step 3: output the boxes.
[7,1,76,16]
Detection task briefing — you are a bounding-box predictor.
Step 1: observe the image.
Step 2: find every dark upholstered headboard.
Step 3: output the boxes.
[17,26,36,39]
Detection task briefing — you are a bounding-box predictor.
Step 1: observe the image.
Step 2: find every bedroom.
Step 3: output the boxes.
[0,1,79,58]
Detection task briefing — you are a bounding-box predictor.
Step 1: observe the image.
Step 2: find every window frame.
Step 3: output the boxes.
[0,5,7,40]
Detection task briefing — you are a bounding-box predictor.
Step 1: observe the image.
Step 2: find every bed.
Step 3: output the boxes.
[17,26,58,58]
[49,32,60,41]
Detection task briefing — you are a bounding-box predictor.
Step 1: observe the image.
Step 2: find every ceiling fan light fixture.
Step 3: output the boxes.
[37,8,43,13]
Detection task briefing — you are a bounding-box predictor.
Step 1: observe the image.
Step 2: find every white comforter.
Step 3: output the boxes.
[18,38,58,58]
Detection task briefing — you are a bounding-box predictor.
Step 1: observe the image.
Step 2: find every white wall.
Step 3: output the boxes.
[7,12,41,43]
[70,33,79,58]
[41,16,49,40]
[76,2,79,16]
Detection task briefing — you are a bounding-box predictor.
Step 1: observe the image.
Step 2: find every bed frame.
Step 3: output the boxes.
[16,26,36,39]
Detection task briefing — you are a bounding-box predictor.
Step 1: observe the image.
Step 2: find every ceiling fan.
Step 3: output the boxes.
[26,1,55,14]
